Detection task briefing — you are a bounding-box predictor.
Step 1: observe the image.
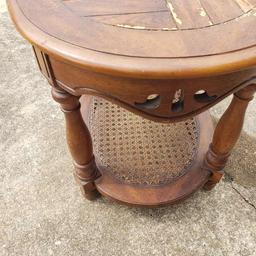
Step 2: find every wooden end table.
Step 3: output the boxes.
[8,0,256,207]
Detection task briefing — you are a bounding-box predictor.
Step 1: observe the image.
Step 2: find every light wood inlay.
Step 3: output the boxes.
[64,0,256,30]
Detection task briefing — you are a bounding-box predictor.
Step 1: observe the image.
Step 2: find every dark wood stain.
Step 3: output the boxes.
[7,0,256,207]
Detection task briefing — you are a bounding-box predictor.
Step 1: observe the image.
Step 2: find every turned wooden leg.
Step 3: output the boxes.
[51,86,101,200]
[204,84,256,190]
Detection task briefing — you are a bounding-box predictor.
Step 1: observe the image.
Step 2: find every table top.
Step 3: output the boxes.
[8,0,256,78]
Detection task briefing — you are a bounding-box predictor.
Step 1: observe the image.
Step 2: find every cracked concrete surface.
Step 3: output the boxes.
[0,2,256,256]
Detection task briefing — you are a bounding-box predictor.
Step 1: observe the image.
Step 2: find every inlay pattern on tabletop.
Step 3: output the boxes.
[63,0,256,31]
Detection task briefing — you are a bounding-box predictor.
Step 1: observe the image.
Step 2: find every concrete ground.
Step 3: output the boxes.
[0,2,256,255]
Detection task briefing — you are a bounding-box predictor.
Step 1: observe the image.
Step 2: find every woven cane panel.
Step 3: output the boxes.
[88,97,200,186]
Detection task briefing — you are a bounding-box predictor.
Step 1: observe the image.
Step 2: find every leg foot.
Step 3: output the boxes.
[73,159,101,200]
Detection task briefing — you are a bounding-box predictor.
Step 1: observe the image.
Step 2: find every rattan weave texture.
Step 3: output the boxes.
[89,97,200,185]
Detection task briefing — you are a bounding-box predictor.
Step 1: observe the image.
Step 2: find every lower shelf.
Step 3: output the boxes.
[81,96,214,207]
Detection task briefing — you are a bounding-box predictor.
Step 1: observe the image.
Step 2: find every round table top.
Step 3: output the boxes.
[8,0,256,78]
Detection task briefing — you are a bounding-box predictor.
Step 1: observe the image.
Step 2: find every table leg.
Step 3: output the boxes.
[203,84,256,190]
[51,86,101,200]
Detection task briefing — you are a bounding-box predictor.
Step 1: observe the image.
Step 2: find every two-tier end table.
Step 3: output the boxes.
[8,0,256,207]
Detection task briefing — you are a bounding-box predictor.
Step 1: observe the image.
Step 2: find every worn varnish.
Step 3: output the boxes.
[64,0,256,30]
[7,0,256,78]
[7,0,256,207]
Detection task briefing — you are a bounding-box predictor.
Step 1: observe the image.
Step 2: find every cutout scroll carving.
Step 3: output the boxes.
[135,94,161,109]
[171,89,184,112]
[194,90,217,103]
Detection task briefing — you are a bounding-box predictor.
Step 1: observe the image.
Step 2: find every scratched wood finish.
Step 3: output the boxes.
[64,0,256,30]
[7,0,256,207]
[7,0,256,78]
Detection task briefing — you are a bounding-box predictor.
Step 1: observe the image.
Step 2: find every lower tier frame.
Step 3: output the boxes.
[80,96,214,207]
